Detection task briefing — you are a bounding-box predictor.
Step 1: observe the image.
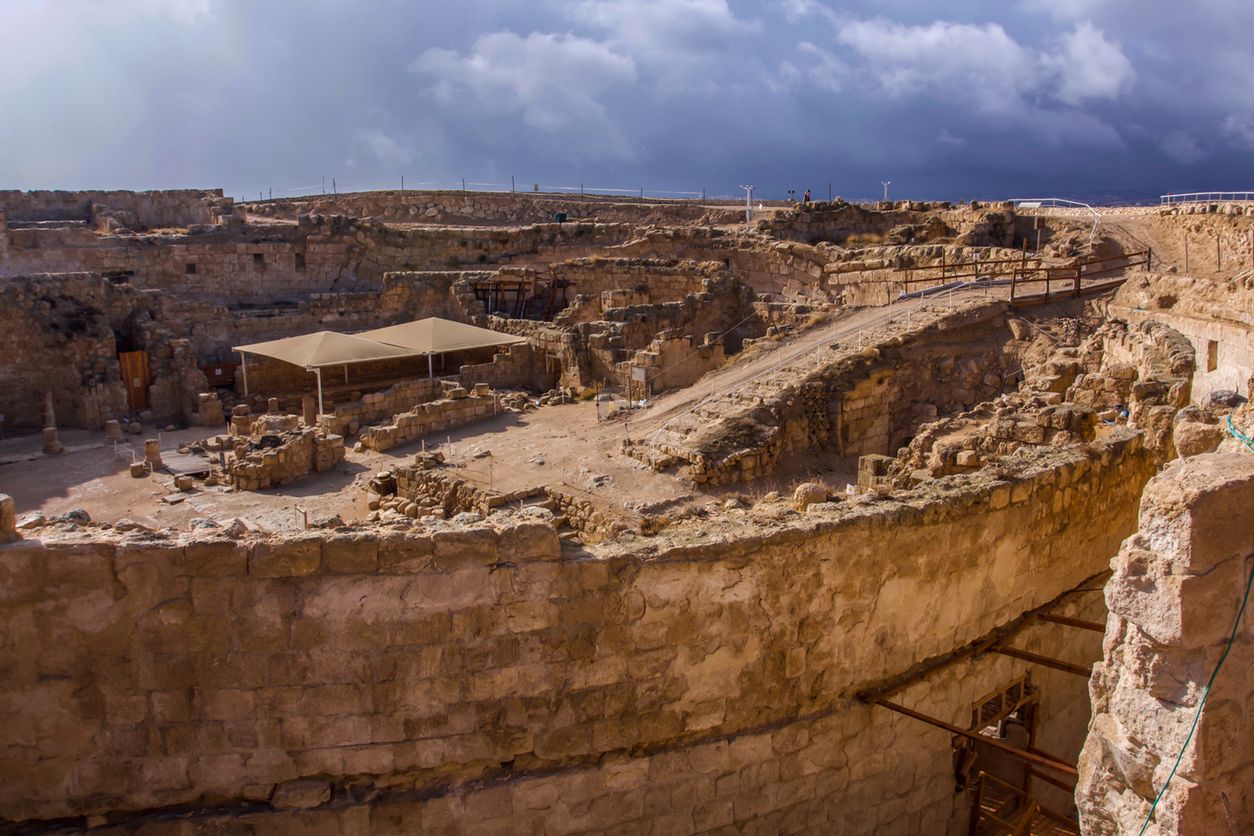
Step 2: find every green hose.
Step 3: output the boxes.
[1137,559,1254,834]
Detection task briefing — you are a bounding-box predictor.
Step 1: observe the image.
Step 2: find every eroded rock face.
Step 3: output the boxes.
[1076,452,1254,835]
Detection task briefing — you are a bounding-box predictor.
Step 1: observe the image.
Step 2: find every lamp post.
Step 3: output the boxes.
[881,181,892,202]
[739,184,754,228]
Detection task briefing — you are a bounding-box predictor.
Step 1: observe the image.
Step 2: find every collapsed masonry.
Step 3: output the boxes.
[1,187,1253,834]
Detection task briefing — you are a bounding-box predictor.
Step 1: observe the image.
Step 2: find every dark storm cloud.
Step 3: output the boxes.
[1,0,1250,202]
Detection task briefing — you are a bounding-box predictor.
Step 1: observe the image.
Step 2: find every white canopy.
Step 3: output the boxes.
[356,317,526,355]
[233,331,421,417]
[234,330,419,368]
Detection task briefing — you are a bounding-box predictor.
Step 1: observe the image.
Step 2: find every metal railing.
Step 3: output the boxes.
[1010,198,1101,245]
[1160,191,1254,205]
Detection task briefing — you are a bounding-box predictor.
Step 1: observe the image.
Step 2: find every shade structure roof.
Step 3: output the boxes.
[233,330,420,368]
[356,317,527,355]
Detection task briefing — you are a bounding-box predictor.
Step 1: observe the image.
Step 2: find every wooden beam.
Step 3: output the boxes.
[1028,766,1077,792]
[868,698,1078,777]
[993,646,1093,678]
[1040,613,1106,633]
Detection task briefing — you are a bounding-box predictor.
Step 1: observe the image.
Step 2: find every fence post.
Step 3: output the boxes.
[1074,264,1082,297]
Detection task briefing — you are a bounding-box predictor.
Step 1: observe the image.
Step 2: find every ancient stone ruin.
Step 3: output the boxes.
[0,188,1251,833]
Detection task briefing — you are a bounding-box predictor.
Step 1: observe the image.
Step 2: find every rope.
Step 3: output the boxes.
[1226,414,1254,453]
[1137,559,1254,835]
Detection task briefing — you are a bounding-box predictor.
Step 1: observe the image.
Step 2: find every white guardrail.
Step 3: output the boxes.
[1010,198,1101,245]
[1160,191,1254,205]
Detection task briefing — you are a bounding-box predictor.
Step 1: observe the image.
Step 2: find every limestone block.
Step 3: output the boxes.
[185,539,248,577]
[249,538,321,578]
[129,462,148,478]
[42,426,63,455]
[103,420,124,441]
[272,778,331,810]
[322,535,379,573]
[144,438,163,467]
[0,494,15,541]
[792,482,828,510]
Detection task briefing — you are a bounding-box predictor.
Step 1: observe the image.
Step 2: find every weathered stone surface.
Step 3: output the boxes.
[1077,453,1254,836]
[271,778,331,810]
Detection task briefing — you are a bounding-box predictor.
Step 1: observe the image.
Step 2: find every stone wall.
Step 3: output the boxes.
[621,333,726,396]
[228,425,347,491]
[0,189,232,230]
[242,190,743,227]
[0,431,1154,830]
[359,386,499,452]
[0,274,130,428]
[1077,452,1254,835]
[1110,271,1254,402]
[316,379,443,437]
[761,200,1018,250]
[634,302,1019,486]
[549,257,720,311]
[1,216,638,302]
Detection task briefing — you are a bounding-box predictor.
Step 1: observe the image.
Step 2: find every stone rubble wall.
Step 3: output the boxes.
[228,427,346,490]
[358,388,499,452]
[0,432,1153,829]
[0,189,232,230]
[240,190,743,227]
[1110,271,1254,402]
[0,273,130,428]
[1,215,638,303]
[894,318,1197,482]
[317,379,443,437]
[549,257,721,315]
[1077,452,1254,835]
[632,302,1018,486]
[760,199,1018,251]
[621,333,726,396]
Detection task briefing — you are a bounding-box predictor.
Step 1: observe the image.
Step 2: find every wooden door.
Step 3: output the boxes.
[118,350,150,411]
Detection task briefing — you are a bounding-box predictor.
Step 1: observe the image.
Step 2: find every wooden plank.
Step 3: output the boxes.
[163,451,212,476]
[118,350,150,411]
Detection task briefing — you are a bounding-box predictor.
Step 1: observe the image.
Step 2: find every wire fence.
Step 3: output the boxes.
[237,177,776,205]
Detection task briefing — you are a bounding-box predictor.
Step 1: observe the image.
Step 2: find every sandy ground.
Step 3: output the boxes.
[0,281,1092,534]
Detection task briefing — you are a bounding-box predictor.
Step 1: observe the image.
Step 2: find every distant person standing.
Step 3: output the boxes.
[803,189,811,203]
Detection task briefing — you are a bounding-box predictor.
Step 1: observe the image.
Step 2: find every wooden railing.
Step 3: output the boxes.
[969,772,1078,836]
[1008,250,1152,304]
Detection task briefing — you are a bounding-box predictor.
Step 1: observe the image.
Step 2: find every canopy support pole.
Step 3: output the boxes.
[428,354,433,380]
[239,352,249,397]
[343,364,348,385]
[311,367,324,417]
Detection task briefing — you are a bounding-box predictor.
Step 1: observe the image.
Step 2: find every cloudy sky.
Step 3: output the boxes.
[2,0,1251,202]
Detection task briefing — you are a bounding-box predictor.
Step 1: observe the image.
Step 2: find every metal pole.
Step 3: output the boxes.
[314,368,324,416]
[867,698,1078,777]
[332,177,336,195]
[401,175,404,191]
[239,352,249,396]
[511,175,515,194]
[462,178,466,192]
[428,354,433,379]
